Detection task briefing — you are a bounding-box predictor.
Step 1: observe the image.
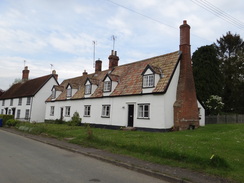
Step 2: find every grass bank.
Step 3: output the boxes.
[15,123,244,183]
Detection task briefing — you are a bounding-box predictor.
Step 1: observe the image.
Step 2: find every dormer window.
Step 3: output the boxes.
[67,85,72,98]
[104,81,111,92]
[52,89,56,99]
[85,84,91,94]
[143,74,154,88]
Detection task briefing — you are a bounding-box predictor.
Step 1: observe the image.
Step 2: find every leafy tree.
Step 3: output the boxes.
[192,45,223,113]
[214,32,244,114]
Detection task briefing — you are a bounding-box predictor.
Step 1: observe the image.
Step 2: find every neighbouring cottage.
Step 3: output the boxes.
[0,67,58,122]
[45,20,205,131]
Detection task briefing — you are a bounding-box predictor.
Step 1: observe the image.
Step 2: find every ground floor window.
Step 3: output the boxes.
[65,106,71,117]
[138,103,150,119]
[84,105,91,117]
[1,109,3,114]
[102,105,110,118]
[17,109,21,119]
[25,109,30,120]
[50,106,55,116]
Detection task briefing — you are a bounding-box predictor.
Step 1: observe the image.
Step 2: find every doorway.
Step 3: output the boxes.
[128,105,134,127]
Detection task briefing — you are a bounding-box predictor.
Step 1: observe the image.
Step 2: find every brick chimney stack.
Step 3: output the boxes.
[173,20,199,130]
[22,66,29,82]
[108,50,119,69]
[95,59,102,72]
[52,70,58,80]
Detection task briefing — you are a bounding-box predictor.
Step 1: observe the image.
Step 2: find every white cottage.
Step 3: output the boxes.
[45,20,205,131]
[0,67,59,122]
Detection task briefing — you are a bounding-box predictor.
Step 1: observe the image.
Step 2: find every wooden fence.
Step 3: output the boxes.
[205,114,244,124]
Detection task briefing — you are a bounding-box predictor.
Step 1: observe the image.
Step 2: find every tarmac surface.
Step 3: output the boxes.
[1,127,233,183]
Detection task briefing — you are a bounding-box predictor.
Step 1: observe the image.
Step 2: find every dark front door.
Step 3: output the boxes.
[128,105,134,127]
[60,107,63,120]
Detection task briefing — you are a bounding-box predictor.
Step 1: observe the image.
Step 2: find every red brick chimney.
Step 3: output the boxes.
[22,66,29,82]
[108,50,119,69]
[173,20,199,131]
[52,70,58,80]
[95,59,102,72]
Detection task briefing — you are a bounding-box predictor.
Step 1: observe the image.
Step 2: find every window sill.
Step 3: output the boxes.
[83,115,90,117]
[101,116,110,118]
[137,117,150,120]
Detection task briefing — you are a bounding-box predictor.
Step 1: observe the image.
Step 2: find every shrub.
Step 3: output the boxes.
[67,112,81,126]
[45,119,65,124]
[0,115,14,125]
[6,119,20,127]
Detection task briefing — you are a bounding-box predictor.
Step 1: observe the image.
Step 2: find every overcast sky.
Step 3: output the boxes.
[0,0,243,90]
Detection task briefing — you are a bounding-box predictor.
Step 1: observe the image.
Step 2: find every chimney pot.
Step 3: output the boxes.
[95,59,102,72]
[22,66,30,82]
[83,70,88,76]
[108,50,119,69]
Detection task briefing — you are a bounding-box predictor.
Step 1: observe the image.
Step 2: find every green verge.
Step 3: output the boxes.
[15,123,244,183]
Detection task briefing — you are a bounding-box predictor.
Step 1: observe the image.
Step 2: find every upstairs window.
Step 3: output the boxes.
[67,86,72,98]
[17,109,21,119]
[143,75,154,88]
[104,81,111,92]
[85,85,91,95]
[52,89,56,99]
[10,99,13,106]
[2,100,5,106]
[138,104,150,119]
[26,97,31,105]
[18,98,22,106]
[102,105,110,118]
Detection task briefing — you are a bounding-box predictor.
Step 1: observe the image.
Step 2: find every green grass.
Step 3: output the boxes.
[15,123,244,183]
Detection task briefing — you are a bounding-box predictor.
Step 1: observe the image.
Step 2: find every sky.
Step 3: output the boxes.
[0,0,244,90]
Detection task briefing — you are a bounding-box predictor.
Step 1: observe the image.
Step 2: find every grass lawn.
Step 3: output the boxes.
[15,123,244,183]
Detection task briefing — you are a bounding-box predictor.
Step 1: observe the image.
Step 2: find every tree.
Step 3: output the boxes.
[192,45,223,114]
[214,32,244,114]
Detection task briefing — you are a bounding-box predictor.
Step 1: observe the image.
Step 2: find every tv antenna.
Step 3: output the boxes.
[24,60,26,67]
[50,64,53,73]
[111,35,116,50]
[92,41,97,68]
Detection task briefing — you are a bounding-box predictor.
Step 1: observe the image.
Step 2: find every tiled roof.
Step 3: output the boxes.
[0,74,54,99]
[47,51,180,101]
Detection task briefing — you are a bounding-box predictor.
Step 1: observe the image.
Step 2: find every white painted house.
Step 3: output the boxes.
[45,21,205,131]
[0,67,59,122]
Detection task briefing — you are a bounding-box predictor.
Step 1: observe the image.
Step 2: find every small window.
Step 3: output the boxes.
[26,97,31,105]
[2,100,5,106]
[52,89,56,99]
[102,105,110,118]
[85,85,91,95]
[25,109,30,120]
[50,106,55,116]
[84,105,91,117]
[143,75,154,88]
[10,99,13,106]
[17,109,21,119]
[1,109,3,114]
[18,98,22,106]
[67,87,72,98]
[138,104,150,119]
[8,109,11,115]
[104,81,111,92]
[65,106,71,117]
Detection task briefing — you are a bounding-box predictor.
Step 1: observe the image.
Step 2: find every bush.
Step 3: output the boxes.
[67,112,81,126]
[6,119,20,127]
[0,115,14,125]
[45,119,65,124]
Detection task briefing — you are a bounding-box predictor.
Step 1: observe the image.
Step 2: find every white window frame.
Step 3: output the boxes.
[138,104,150,119]
[17,109,21,119]
[26,97,31,105]
[104,81,112,92]
[25,109,30,120]
[84,105,91,117]
[67,87,72,98]
[50,106,55,116]
[101,105,110,118]
[143,74,155,88]
[85,85,91,95]
[52,89,56,99]
[65,106,71,117]
[18,98,22,106]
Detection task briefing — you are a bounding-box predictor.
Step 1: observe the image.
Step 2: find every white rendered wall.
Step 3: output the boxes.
[197,101,205,126]
[31,77,58,122]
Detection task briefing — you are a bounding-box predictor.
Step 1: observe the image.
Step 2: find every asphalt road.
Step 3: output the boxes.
[0,130,169,183]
